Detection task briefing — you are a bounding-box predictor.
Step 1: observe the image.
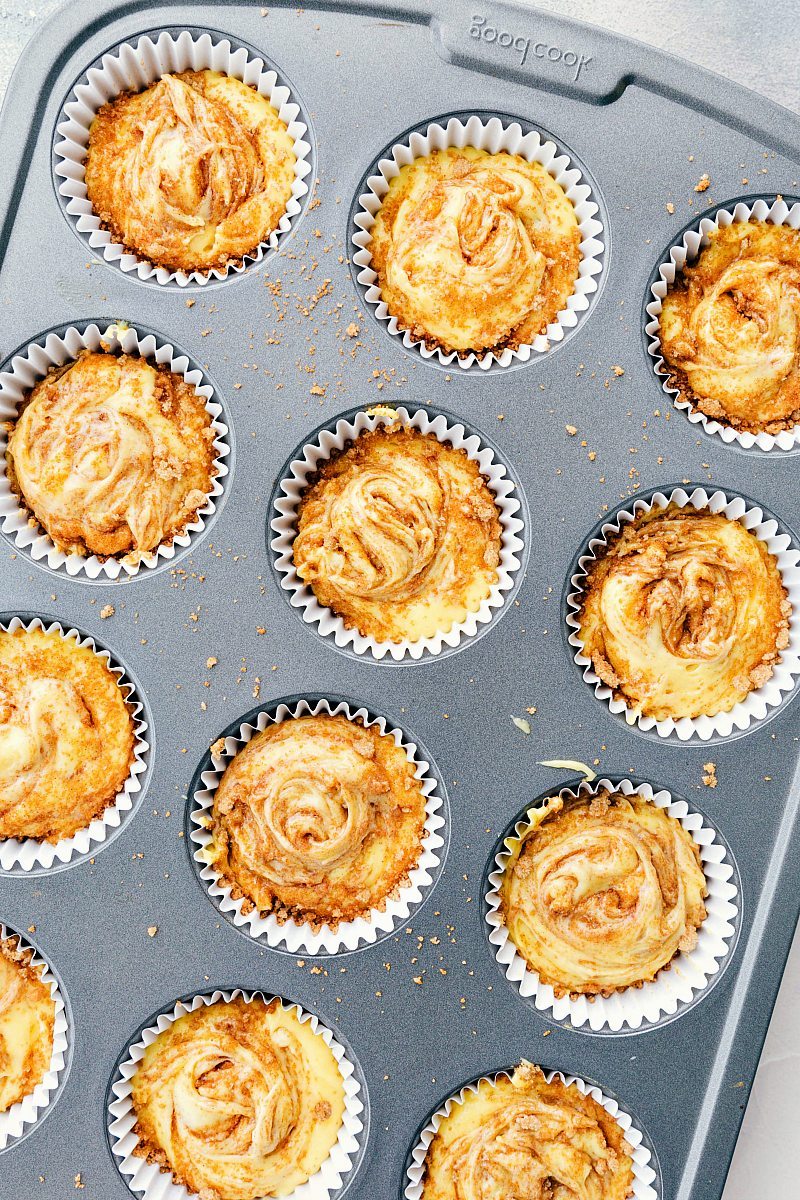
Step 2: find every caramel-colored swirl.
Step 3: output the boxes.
[293,426,501,643]
[370,147,581,354]
[578,504,790,721]
[500,789,708,995]
[0,627,135,841]
[86,70,296,272]
[659,222,800,433]
[208,713,426,927]
[7,351,216,559]
[0,935,55,1114]
[422,1062,633,1200]
[131,997,344,1200]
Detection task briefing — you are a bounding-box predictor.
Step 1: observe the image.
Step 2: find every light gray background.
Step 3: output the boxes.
[1,2,798,1198]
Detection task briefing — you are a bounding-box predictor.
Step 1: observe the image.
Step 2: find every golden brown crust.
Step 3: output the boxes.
[207,713,427,928]
[131,996,344,1200]
[658,220,800,434]
[420,1061,634,1200]
[292,426,502,644]
[85,70,296,273]
[370,147,581,357]
[499,789,708,997]
[0,934,56,1114]
[578,504,790,721]
[7,350,216,560]
[0,627,136,841]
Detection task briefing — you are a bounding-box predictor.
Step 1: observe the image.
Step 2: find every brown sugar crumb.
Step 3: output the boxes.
[702,762,718,788]
[694,174,711,193]
[612,365,625,377]
[74,1177,85,1190]
[565,424,578,436]
[210,737,226,758]
[100,604,115,619]
[206,656,218,669]
[310,384,326,396]
[345,322,360,337]
[147,925,158,937]
[666,202,675,214]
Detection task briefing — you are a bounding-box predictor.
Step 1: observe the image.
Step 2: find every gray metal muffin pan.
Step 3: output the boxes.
[1,1,800,1197]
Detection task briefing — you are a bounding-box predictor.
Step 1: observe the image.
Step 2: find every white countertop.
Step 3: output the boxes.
[1,2,798,1197]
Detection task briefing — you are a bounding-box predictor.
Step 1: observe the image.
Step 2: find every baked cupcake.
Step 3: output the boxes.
[658,220,800,434]
[292,425,502,643]
[6,350,216,561]
[420,1061,634,1200]
[578,503,790,721]
[499,788,708,996]
[207,712,427,928]
[85,70,296,273]
[130,996,344,1200]
[370,147,580,356]
[0,934,55,1114]
[0,626,135,841]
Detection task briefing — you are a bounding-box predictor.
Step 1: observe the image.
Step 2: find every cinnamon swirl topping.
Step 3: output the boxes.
[421,1061,634,1200]
[85,70,296,273]
[0,627,135,841]
[578,504,790,721]
[370,147,581,355]
[499,788,708,995]
[0,935,55,1114]
[292,426,502,643]
[659,221,800,434]
[7,350,216,560]
[207,713,427,928]
[131,996,345,1200]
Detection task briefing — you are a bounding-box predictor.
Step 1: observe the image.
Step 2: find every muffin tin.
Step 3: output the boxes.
[1,2,800,1198]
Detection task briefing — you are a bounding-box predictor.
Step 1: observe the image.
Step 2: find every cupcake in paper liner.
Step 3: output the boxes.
[0,923,72,1151]
[566,486,800,741]
[189,696,448,955]
[53,30,313,286]
[485,777,739,1033]
[0,616,151,874]
[0,321,231,580]
[108,989,366,1200]
[352,114,604,370]
[270,404,526,661]
[646,196,800,451]
[405,1061,659,1200]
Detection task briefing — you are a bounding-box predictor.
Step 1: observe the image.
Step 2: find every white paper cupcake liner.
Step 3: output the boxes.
[0,924,71,1151]
[646,196,800,451]
[53,30,313,287]
[0,322,230,579]
[108,988,366,1200]
[485,777,739,1033]
[270,405,526,661]
[352,114,605,370]
[0,616,151,873]
[566,486,800,741]
[190,697,447,954]
[404,1066,659,1200]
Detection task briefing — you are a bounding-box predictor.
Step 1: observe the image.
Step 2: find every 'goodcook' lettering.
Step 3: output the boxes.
[470,14,593,80]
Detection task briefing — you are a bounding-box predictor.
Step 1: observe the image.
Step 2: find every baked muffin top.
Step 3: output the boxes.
[370,147,581,355]
[421,1061,634,1200]
[207,713,427,928]
[85,70,296,272]
[293,425,502,644]
[7,350,216,560]
[499,788,708,995]
[0,934,55,1114]
[578,504,790,721]
[659,221,800,434]
[0,627,135,841]
[131,996,344,1200]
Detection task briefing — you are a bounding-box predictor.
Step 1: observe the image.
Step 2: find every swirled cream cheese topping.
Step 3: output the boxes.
[292,426,502,643]
[0,935,55,1114]
[370,147,581,354]
[131,996,345,1200]
[421,1061,634,1200]
[659,221,800,433]
[578,504,790,721]
[7,351,216,560]
[208,713,426,927]
[500,789,708,995]
[85,70,296,272]
[0,627,135,841]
